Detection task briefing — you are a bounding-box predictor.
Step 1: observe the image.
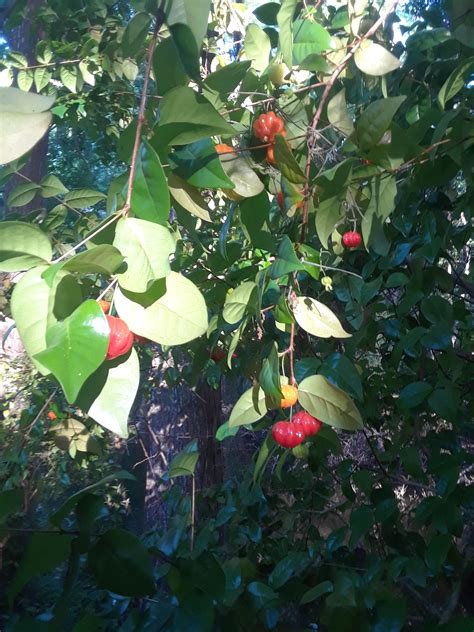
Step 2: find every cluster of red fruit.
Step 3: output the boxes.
[98,301,148,360]
[272,411,322,448]
[253,111,286,165]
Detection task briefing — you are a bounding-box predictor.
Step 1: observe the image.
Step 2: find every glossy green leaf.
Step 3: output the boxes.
[327,89,354,136]
[203,61,251,107]
[299,374,363,430]
[8,533,73,605]
[113,217,175,293]
[273,134,306,184]
[60,65,78,92]
[168,440,199,478]
[34,300,109,403]
[121,12,151,57]
[153,37,188,95]
[300,580,334,604]
[268,235,303,279]
[259,342,283,404]
[217,148,264,198]
[168,173,212,222]
[165,0,211,53]
[223,281,258,324]
[155,86,235,146]
[228,384,267,428]
[88,529,155,597]
[354,40,400,76]
[315,195,341,249]
[115,271,208,345]
[215,420,239,441]
[277,0,298,69]
[131,141,170,224]
[7,182,41,207]
[40,174,68,197]
[169,23,200,82]
[352,96,406,151]
[240,191,276,251]
[78,348,140,438]
[244,24,271,73]
[399,381,433,408]
[61,244,124,276]
[63,189,106,209]
[11,266,82,374]
[171,139,234,189]
[0,221,52,271]
[438,57,474,109]
[293,19,333,65]
[292,296,351,338]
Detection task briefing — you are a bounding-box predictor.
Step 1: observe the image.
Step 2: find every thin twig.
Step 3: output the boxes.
[53,212,121,263]
[301,259,363,279]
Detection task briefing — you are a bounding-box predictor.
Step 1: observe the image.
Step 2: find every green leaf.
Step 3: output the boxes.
[113,217,175,293]
[327,89,354,137]
[60,65,78,92]
[277,0,298,69]
[51,419,101,455]
[299,374,363,430]
[215,420,239,441]
[131,141,170,224]
[155,86,235,146]
[253,432,275,482]
[354,40,400,76]
[0,489,23,525]
[406,27,451,52]
[40,174,68,197]
[315,195,341,249]
[268,235,303,279]
[11,266,82,374]
[50,471,135,527]
[293,19,333,65]
[165,0,211,54]
[168,440,199,478]
[398,382,432,408]
[78,348,140,438]
[217,148,264,198]
[300,580,334,604]
[321,353,363,401]
[438,57,474,109]
[34,300,109,403]
[171,139,234,189]
[203,61,251,107]
[17,69,33,91]
[8,533,73,605]
[240,191,276,251]
[228,384,267,428]
[259,342,283,404]
[168,173,212,222]
[88,529,155,597]
[299,243,320,280]
[121,12,151,57]
[34,67,51,92]
[350,504,374,544]
[273,134,306,184]
[7,181,41,207]
[63,189,106,209]
[425,534,452,573]
[223,281,258,324]
[292,296,351,338]
[0,221,52,271]
[169,23,201,82]
[115,271,208,345]
[62,245,124,276]
[352,96,406,151]
[254,2,280,25]
[153,37,188,96]
[244,24,271,73]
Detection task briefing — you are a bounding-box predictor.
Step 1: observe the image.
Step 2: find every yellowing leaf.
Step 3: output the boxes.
[354,40,400,76]
[292,296,351,338]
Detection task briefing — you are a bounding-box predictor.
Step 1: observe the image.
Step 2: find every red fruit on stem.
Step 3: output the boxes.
[291,410,322,437]
[253,111,285,143]
[342,231,363,249]
[106,315,133,360]
[272,421,306,449]
[47,411,57,421]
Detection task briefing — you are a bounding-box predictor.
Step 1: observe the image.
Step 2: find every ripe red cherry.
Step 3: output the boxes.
[106,315,133,360]
[291,410,322,437]
[342,231,363,249]
[253,111,285,143]
[211,347,226,362]
[272,421,306,448]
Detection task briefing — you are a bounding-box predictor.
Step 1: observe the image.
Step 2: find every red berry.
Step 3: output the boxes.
[342,231,362,249]
[272,421,306,448]
[210,347,226,362]
[47,411,57,421]
[253,111,285,143]
[291,410,322,437]
[106,315,133,360]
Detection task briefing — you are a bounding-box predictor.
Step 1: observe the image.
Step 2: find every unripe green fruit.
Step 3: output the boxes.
[292,443,309,459]
[268,63,287,87]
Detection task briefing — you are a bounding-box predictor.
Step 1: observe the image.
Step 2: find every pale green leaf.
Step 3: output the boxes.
[168,173,211,222]
[354,40,400,76]
[223,281,257,324]
[327,89,354,136]
[292,296,351,338]
[63,189,106,208]
[228,385,267,428]
[0,221,52,271]
[299,374,363,430]
[7,182,41,207]
[244,24,271,73]
[277,0,298,69]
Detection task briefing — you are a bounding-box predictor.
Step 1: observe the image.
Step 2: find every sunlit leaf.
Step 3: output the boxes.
[299,375,363,430]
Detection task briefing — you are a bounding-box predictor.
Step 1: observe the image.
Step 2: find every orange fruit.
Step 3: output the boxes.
[47,411,57,420]
[215,143,235,155]
[280,384,298,408]
[266,145,276,165]
[98,300,110,314]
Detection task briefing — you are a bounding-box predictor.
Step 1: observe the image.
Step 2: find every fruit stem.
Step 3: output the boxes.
[289,323,296,385]
[301,259,363,279]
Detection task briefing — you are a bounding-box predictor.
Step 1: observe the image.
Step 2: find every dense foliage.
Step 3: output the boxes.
[0,0,473,630]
